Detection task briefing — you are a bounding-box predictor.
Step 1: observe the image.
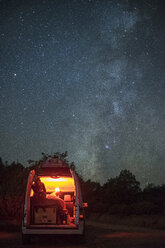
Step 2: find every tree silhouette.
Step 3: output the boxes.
[103,169,141,205]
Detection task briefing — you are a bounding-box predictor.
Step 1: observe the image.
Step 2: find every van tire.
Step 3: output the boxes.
[22,234,31,245]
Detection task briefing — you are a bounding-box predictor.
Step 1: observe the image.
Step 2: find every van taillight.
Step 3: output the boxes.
[79,214,84,219]
[79,207,84,220]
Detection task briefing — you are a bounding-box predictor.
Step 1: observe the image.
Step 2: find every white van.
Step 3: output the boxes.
[22,159,87,244]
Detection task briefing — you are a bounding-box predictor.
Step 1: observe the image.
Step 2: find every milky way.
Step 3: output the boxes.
[0,0,165,186]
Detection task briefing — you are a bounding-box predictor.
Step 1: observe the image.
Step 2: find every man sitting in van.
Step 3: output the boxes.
[47,190,70,224]
[32,176,46,202]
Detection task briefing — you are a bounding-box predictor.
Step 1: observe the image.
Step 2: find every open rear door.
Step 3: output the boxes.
[23,170,35,226]
[71,171,84,225]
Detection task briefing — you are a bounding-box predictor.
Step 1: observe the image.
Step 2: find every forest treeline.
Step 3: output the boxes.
[0,153,165,224]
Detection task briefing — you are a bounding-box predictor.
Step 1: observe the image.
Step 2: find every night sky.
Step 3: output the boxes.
[0,0,165,186]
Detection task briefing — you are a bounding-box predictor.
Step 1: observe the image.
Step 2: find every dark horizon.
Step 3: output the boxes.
[0,154,164,189]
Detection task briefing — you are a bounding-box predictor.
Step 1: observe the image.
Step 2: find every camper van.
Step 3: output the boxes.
[22,159,87,244]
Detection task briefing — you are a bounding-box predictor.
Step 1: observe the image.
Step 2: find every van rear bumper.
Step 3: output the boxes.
[22,222,84,235]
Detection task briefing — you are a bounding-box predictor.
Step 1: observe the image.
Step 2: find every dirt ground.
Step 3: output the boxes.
[1,221,165,248]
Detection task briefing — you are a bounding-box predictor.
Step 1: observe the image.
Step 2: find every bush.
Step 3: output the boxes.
[131,201,159,215]
[0,160,29,223]
[108,204,131,215]
[92,201,108,213]
[0,195,24,222]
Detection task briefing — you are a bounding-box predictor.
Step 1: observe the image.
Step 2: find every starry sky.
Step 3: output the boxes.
[0,0,165,186]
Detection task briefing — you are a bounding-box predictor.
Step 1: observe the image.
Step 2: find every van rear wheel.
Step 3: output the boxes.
[22,234,31,245]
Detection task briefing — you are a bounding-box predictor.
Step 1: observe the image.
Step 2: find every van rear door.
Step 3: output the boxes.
[23,170,35,226]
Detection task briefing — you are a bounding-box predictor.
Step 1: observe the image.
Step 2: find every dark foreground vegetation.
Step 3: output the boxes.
[0,153,165,229]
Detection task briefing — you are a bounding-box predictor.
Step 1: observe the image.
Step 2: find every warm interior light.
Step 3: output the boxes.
[40,176,75,192]
[30,189,34,197]
[55,187,60,193]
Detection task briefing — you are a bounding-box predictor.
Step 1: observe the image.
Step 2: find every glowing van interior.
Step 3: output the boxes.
[40,176,75,192]
[29,173,78,227]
